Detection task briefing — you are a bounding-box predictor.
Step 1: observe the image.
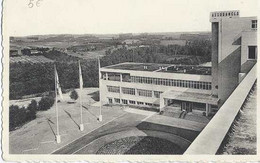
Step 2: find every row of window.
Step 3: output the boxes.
[112,98,158,107]
[102,72,212,90]
[107,86,163,98]
[130,76,212,90]
[101,72,131,82]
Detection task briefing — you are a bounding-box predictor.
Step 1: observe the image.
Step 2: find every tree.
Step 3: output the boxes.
[70,89,78,101]
[38,96,55,111]
[9,105,27,131]
[26,100,37,120]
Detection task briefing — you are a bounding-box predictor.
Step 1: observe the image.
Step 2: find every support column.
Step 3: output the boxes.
[120,73,122,82]
[159,97,165,112]
[209,104,212,115]
[206,103,209,116]
[105,72,108,80]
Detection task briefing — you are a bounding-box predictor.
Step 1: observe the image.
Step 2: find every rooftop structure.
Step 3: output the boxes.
[105,62,211,75]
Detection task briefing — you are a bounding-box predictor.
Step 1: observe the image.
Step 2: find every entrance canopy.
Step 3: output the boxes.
[161,90,219,105]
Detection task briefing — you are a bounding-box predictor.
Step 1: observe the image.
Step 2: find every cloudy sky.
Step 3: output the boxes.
[4,0,258,36]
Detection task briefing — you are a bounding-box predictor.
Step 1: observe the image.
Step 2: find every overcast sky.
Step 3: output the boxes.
[5,0,258,36]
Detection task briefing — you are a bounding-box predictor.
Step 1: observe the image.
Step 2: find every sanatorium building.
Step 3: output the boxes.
[99,10,257,116]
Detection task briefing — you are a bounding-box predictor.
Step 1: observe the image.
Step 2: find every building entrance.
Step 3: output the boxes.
[181,101,193,113]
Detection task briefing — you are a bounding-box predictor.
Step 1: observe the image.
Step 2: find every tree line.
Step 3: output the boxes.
[10,38,211,100]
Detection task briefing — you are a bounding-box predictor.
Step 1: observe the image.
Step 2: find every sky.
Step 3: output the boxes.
[4,0,259,36]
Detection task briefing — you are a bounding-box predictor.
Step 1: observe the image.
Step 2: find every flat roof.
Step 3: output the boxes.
[104,62,211,75]
[162,90,218,105]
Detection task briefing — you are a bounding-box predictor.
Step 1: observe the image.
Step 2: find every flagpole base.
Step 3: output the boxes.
[56,135,61,144]
[80,124,84,131]
[98,115,102,122]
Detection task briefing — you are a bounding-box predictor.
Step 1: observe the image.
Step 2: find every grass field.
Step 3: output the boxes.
[10,55,54,64]
[66,48,107,60]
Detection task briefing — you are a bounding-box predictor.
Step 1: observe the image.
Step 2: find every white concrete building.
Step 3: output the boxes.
[99,10,257,116]
[100,62,217,115]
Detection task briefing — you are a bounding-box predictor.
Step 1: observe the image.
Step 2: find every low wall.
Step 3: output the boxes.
[184,64,257,154]
[76,129,191,154]
[137,121,200,142]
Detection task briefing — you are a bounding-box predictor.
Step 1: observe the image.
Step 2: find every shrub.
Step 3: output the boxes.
[70,89,78,101]
[26,100,37,120]
[38,96,55,111]
[9,103,37,131]
[9,105,25,131]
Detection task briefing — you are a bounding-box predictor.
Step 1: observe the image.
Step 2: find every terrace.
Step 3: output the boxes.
[104,62,211,75]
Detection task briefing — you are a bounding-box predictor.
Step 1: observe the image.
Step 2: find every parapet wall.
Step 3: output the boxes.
[184,63,257,154]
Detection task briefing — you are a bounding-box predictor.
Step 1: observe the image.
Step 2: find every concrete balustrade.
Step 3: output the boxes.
[184,64,257,154]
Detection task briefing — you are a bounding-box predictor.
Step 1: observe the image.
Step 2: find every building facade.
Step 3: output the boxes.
[210,10,257,106]
[99,10,257,116]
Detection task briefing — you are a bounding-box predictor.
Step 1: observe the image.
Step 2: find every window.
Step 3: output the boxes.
[108,98,113,104]
[252,20,257,29]
[137,101,144,105]
[129,100,136,105]
[107,72,121,81]
[145,103,153,106]
[129,76,212,90]
[114,98,120,104]
[122,99,128,105]
[107,86,120,93]
[137,89,152,97]
[122,87,135,95]
[248,46,257,59]
[154,91,163,98]
[101,72,107,80]
[121,73,131,82]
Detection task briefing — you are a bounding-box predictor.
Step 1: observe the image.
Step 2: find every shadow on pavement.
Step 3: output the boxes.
[62,109,80,130]
[82,105,99,120]
[46,118,56,139]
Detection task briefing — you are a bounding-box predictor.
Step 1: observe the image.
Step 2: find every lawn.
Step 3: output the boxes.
[97,136,183,154]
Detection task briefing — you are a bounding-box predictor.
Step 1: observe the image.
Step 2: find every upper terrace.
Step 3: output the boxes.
[104,62,211,75]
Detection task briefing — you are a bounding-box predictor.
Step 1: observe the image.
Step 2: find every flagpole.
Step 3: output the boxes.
[54,65,61,143]
[79,61,84,131]
[98,57,102,122]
